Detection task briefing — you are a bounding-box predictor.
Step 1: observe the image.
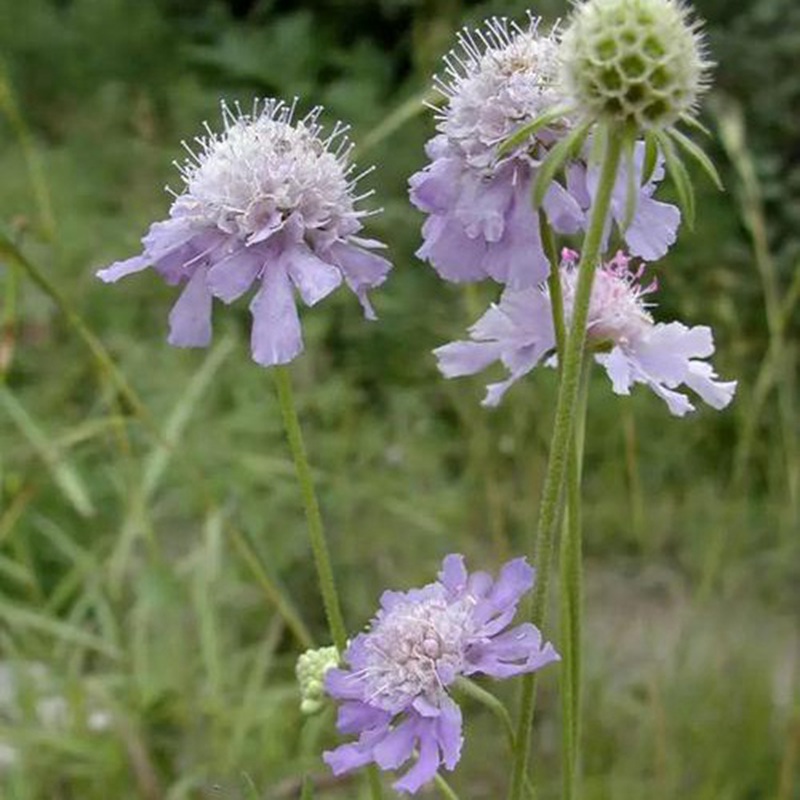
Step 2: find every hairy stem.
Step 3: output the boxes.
[273,365,348,653]
[559,358,591,800]
[508,128,623,800]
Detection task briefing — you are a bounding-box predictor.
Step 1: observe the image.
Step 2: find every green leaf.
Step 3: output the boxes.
[642,132,659,185]
[621,128,639,233]
[670,127,724,191]
[0,386,95,517]
[498,104,574,156]
[680,112,712,137]
[655,130,695,229]
[532,120,592,208]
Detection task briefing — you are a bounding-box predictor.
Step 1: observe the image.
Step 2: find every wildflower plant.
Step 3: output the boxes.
[90,0,734,797]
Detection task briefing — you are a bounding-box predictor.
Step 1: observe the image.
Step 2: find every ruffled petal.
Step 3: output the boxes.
[337,701,392,735]
[465,622,560,678]
[372,718,418,770]
[434,341,504,379]
[249,263,303,366]
[285,244,343,306]
[328,241,392,319]
[96,254,150,283]
[435,697,463,771]
[167,266,213,348]
[438,554,468,595]
[393,723,441,795]
[417,214,488,283]
[206,247,264,303]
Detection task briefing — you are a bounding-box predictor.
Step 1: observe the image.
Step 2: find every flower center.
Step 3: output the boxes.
[561,253,654,346]
[436,19,565,168]
[176,101,358,239]
[359,594,474,712]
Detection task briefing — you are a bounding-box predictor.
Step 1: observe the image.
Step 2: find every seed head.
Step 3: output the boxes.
[559,0,710,130]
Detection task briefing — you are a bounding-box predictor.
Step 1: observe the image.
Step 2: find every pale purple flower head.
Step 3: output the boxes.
[97,99,392,366]
[435,249,737,415]
[409,14,680,289]
[323,554,558,794]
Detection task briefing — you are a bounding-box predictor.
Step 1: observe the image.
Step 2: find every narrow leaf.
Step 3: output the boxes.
[670,127,724,190]
[642,132,659,185]
[532,120,592,208]
[680,112,712,137]
[0,386,94,517]
[498,104,574,155]
[655,130,695,229]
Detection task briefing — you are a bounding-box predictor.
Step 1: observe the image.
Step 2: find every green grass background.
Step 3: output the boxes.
[0,0,798,797]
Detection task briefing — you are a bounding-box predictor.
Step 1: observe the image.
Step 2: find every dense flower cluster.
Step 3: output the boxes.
[409,14,680,290]
[435,249,737,415]
[98,99,391,366]
[323,554,558,793]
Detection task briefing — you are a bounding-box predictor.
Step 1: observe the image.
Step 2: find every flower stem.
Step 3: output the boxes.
[559,358,591,800]
[508,127,623,800]
[434,773,462,800]
[272,365,348,653]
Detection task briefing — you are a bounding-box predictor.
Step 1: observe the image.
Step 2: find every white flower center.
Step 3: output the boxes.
[436,18,565,168]
[174,100,363,240]
[359,593,474,711]
[562,255,654,346]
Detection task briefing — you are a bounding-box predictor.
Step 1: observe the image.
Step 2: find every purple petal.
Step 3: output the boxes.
[328,241,392,319]
[621,195,680,262]
[435,698,463,770]
[249,264,303,366]
[409,156,463,214]
[685,362,737,410]
[543,180,585,235]
[393,724,441,795]
[324,668,365,702]
[324,741,377,776]
[417,214,488,283]
[434,340,504,379]
[167,266,212,348]
[206,247,264,303]
[482,178,549,289]
[285,245,343,306]
[454,170,514,243]
[438,554,468,595]
[372,718,418,770]
[337,701,392,735]
[96,254,150,283]
[465,622,560,678]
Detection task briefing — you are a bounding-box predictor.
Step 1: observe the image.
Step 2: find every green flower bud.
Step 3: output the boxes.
[559,0,710,131]
[296,646,338,716]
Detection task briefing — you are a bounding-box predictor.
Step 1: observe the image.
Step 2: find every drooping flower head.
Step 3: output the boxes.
[559,0,710,131]
[323,554,558,794]
[98,99,392,366]
[409,13,681,290]
[435,249,737,415]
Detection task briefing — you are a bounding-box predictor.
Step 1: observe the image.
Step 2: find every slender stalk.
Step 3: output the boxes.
[272,365,348,653]
[508,128,624,800]
[540,212,566,363]
[434,773,462,800]
[559,359,591,800]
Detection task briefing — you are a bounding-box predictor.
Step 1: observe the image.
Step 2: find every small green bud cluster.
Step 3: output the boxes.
[559,0,708,130]
[296,646,339,715]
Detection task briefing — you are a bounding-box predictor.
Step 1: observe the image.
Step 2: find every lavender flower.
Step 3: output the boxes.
[97,99,391,366]
[409,14,680,289]
[323,554,558,794]
[435,250,737,415]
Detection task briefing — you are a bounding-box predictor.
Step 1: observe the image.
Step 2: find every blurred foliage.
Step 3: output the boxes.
[0,0,798,797]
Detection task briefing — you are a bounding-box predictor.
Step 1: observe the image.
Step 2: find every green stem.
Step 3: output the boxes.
[559,359,591,800]
[540,212,566,363]
[272,365,348,653]
[434,773,462,800]
[508,127,624,800]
